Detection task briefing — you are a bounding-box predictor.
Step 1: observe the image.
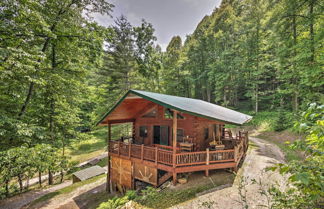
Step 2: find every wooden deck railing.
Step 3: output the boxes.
[109,140,244,167]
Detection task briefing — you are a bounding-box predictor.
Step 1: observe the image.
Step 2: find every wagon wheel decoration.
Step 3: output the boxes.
[138,166,153,182]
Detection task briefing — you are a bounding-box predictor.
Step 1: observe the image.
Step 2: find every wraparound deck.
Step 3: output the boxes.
[109,133,248,174]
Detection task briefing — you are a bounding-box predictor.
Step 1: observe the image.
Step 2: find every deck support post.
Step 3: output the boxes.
[205,148,209,177]
[173,172,177,185]
[106,123,111,193]
[118,141,120,156]
[155,146,158,165]
[172,110,178,186]
[128,143,131,159]
[141,144,144,162]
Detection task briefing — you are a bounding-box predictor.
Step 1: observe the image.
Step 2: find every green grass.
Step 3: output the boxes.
[245,111,280,131]
[66,128,107,163]
[28,174,106,208]
[97,157,108,167]
[137,174,234,209]
[137,185,210,208]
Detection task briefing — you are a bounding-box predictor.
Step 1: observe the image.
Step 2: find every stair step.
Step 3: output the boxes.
[158,172,172,186]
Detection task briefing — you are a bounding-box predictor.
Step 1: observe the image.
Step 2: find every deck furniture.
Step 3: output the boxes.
[179,142,194,152]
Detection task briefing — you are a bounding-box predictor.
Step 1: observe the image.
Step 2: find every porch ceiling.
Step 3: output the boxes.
[99,96,155,125]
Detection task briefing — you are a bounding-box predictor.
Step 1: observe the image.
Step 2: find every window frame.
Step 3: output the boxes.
[139,126,148,138]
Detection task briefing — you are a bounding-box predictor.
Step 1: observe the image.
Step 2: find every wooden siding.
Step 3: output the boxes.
[133,104,225,149]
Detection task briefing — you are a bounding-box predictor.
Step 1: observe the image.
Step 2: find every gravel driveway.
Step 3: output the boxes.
[172,137,287,209]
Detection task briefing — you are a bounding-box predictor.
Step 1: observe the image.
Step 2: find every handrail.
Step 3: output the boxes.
[154,144,180,152]
[109,141,238,167]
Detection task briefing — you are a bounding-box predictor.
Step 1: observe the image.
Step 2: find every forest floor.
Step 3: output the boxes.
[171,137,287,209]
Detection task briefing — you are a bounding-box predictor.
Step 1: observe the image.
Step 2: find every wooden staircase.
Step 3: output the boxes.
[158,172,172,186]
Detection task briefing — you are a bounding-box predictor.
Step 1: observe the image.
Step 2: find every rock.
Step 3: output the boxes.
[178,178,187,184]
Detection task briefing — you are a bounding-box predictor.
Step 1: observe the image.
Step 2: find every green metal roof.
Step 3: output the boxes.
[98,90,252,125]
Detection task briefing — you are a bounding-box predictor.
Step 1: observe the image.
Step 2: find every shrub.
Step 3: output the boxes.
[270,103,324,208]
[96,190,137,209]
[273,110,293,131]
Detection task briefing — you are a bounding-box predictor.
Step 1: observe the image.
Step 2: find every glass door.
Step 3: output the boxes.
[153,125,169,145]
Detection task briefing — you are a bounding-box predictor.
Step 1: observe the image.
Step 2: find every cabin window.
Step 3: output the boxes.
[177,129,184,142]
[139,126,148,137]
[164,108,184,119]
[204,128,209,140]
[142,108,157,118]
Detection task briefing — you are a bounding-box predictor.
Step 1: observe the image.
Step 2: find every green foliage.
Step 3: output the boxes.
[270,103,324,208]
[273,110,294,131]
[161,0,323,111]
[96,190,137,209]
[0,144,71,198]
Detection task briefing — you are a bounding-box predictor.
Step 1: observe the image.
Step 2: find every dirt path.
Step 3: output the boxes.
[0,152,108,209]
[0,181,72,209]
[172,137,287,209]
[27,177,106,209]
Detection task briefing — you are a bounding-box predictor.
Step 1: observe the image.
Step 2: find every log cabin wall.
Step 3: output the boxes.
[133,103,225,151]
[134,104,195,146]
[194,117,225,150]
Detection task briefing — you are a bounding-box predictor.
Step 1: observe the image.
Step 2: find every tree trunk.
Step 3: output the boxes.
[18,174,23,192]
[223,87,227,106]
[5,180,9,197]
[17,4,73,118]
[292,16,298,112]
[25,176,30,190]
[309,0,315,62]
[60,170,64,183]
[39,171,42,187]
[48,170,53,185]
[255,85,259,113]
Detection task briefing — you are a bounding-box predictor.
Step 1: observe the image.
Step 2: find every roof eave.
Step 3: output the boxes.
[96,89,252,126]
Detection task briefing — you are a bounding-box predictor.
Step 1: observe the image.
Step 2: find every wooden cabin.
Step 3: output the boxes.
[97,90,252,191]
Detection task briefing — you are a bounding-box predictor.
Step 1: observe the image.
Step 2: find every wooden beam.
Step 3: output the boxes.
[106,123,111,193]
[175,162,236,173]
[205,148,209,177]
[107,118,135,124]
[133,103,157,118]
[172,110,178,186]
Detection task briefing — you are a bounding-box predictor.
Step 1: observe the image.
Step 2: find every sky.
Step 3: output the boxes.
[93,0,221,51]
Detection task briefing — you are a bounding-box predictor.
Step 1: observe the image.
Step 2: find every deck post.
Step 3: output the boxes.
[106,123,111,193]
[205,148,209,177]
[118,141,120,156]
[155,146,158,165]
[141,144,144,161]
[172,110,178,185]
[128,143,131,159]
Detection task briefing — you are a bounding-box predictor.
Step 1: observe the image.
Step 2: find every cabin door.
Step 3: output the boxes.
[153,125,169,146]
